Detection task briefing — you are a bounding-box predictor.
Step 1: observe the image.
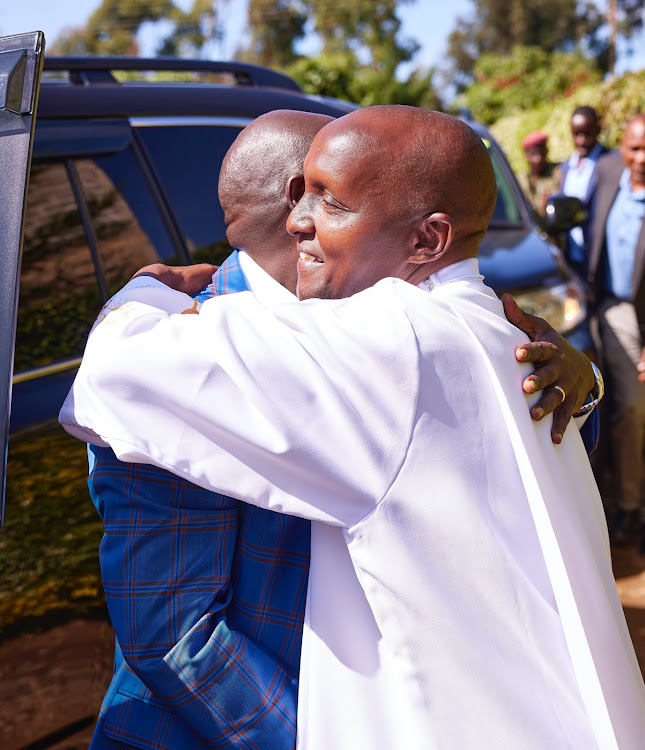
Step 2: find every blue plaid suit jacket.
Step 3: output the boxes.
[89,252,311,750]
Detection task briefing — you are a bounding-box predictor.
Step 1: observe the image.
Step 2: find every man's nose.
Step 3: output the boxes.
[287,194,315,236]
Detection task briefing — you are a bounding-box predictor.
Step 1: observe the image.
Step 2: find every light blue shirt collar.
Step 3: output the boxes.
[567,142,603,169]
[619,167,645,200]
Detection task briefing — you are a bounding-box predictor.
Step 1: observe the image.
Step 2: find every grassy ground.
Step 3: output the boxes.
[0,422,107,642]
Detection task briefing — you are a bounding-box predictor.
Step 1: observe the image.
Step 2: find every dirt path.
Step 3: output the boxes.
[2,548,645,750]
[612,545,645,676]
[0,619,114,750]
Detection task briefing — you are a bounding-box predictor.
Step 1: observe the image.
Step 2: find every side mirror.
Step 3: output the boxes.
[544,195,586,234]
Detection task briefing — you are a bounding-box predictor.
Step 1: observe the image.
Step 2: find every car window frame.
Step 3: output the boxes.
[0,31,45,523]
[130,116,252,262]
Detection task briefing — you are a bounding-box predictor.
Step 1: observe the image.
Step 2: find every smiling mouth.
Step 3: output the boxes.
[299,251,323,263]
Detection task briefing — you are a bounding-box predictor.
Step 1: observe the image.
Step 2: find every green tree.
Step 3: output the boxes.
[288,51,438,108]
[51,0,219,57]
[239,0,307,68]
[243,0,440,108]
[304,0,417,68]
[489,67,645,176]
[159,0,219,57]
[459,45,602,124]
[445,0,642,90]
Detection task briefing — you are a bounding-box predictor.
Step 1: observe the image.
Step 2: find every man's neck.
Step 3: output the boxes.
[237,249,297,303]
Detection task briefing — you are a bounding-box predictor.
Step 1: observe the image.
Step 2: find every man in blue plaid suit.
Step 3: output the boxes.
[88,111,333,750]
[87,111,600,750]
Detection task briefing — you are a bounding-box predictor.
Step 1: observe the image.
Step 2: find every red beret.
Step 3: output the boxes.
[521,130,549,149]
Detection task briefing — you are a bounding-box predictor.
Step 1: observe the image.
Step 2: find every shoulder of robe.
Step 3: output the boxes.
[329,279,421,353]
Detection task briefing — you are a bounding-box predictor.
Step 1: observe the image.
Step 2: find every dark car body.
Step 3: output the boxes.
[0,49,592,748]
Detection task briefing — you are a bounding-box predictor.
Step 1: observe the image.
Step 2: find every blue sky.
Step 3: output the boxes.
[1,0,642,78]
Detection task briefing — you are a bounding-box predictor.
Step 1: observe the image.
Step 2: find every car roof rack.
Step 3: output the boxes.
[43,56,302,92]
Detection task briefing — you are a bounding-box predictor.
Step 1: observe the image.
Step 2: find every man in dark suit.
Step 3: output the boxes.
[560,106,611,275]
[588,113,645,544]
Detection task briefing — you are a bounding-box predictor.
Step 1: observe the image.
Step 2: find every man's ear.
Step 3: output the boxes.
[409,213,454,265]
[286,174,305,208]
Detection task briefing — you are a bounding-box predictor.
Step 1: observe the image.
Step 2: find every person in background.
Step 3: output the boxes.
[518,130,562,222]
[588,113,645,548]
[560,106,611,275]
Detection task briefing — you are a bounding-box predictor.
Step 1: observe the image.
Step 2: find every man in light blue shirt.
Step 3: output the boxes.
[587,114,645,546]
[605,168,645,299]
[561,107,610,273]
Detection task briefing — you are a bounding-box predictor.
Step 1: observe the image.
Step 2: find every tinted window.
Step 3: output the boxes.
[489,151,522,225]
[92,147,179,267]
[16,162,101,372]
[76,157,169,292]
[16,151,176,375]
[137,125,240,264]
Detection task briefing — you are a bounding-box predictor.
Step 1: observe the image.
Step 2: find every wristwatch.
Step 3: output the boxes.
[573,361,604,417]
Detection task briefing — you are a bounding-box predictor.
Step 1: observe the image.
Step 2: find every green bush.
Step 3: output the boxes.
[460,46,602,126]
[490,69,645,176]
[287,52,439,109]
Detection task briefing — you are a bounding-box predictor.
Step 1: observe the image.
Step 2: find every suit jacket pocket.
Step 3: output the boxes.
[101,688,206,750]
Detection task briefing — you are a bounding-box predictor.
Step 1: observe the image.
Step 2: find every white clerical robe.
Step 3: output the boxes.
[60,259,645,749]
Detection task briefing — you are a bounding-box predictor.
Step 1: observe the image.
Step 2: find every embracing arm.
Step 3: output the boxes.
[62,277,416,528]
[135,268,599,449]
[502,294,598,447]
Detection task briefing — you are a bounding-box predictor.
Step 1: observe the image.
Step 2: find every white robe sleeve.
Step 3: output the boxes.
[59,277,420,528]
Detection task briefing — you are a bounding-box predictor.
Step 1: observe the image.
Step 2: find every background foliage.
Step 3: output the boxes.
[49,0,645,113]
[445,0,642,90]
[460,45,602,125]
[52,0,438,107]
[490,68,645,176]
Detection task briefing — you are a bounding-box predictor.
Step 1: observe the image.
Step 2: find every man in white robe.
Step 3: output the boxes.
[60,106,645,749]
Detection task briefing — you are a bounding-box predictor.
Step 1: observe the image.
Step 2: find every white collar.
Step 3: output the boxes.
[238,249,297,304]
[417,257,483,292]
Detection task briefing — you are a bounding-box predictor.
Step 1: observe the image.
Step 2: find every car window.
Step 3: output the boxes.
[76,157,169,291]
[16,161,101,373]
[136,124,242,264]
[16,154,173,375]
[489,150,522,225]
[91,146,180,267]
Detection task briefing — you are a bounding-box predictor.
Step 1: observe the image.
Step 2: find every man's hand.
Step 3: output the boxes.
[502,294,595,444]
[133,263,218,297]
[638,346,645,383]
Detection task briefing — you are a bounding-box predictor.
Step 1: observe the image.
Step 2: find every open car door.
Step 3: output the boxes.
[0,31,44,524]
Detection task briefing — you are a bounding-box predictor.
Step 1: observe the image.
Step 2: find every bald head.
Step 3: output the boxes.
[219,109,333,292]
[317,106,496,247]
[289,105,498,300]
[621,114,645,190]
